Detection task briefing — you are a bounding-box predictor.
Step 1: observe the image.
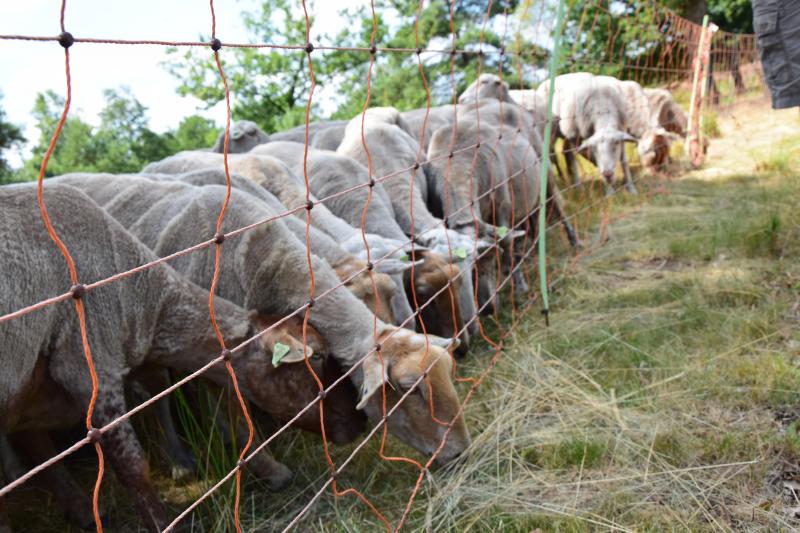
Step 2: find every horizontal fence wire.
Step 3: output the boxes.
[0,0,765,531]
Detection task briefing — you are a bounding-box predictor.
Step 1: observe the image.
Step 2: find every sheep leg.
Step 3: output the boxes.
[6,430,101,530]
[89,383,167,532]
[621,151,638,195]
[134,368,197,481]
[233,418,293,491]
[563,139,582,187]
[545,168,580,248]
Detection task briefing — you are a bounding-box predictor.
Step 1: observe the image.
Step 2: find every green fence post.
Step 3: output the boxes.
[537,0,567,327]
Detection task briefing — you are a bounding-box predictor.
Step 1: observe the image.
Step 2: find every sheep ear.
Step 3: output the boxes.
[356,354,390,410]
[476,239,496,254]
[427,334,460,351]
[375,259,423,275]
[618,131,639,143]
[577,135,598,152]
[231,129,246,141]
[274,344,315,365]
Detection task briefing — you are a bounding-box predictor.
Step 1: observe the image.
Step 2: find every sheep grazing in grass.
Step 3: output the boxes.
[642,87,687,168]
[154,168,412,326]
[142,154,414,326]
[455,99,578,248]
[211,120,270,154]
[459,73,514,104]
[338,111,493,352]
[55,173,472,466]
[251,141,479,347]
[538,72,639,194]
[615,80,681,172]
[0,182,361,530]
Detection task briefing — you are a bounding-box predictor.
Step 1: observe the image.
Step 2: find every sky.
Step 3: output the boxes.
[0,0,367,165]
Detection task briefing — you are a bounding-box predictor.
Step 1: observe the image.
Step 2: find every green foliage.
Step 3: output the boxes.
[708,0,753,33]
[0,92,25,184]
[17,88,220,181]
[164,0,541,128]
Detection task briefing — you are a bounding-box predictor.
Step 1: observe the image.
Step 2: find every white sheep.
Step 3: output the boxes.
[538,72,639,194]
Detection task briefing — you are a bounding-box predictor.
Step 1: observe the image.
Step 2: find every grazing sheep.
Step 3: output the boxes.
[642,87,687,168]
[0,183,358,530]
[144,169,407,326]
[211,120,270,154]
[142,155,415,326]
[538,72,639,194]
[459,73,514,104]
[614,80,675,172]
[53,175,472,464]
[455,100,578,248]
[251,142,479,346]
[338,113,488,350]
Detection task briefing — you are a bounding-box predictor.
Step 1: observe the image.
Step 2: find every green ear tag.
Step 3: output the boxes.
[272,342,292,367]
[399,252,409,262]
[496,226,509,239]
[453,248,468,260]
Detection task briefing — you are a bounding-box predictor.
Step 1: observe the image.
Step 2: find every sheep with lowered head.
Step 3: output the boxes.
[55,174,472,465]
[0,182,362,530]
[538,72,639,194]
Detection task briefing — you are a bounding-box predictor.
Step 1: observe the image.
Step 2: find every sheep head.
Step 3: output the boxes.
[578,128,639,183]
[357,326,470,465]
[243,313,365,444]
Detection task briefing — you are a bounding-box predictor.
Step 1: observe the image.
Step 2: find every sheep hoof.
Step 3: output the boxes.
[247,454,294,491]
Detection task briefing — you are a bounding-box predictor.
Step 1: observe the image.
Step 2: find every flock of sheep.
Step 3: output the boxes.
[0,71,688,531]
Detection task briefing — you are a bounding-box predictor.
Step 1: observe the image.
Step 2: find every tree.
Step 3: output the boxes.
[164,0,320,134]
[163,0,544,128]
[19,88,221,181]
[0,92,25,184]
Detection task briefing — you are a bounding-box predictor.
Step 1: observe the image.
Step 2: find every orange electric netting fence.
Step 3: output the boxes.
[0,0,766,531]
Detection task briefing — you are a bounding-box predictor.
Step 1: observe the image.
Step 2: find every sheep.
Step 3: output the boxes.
[538,72,639,194]
[458,73,514,104]
[508,89,548,135]
[251,142,479,348]
[642,87,687,168]
[142,154,416,327]
[143,168,410,327]
[211,120,270,153]
[269,120,348,148]
[455,99,578,248]
[0,182,361,530]
[337,112,492,351]
[400,105,457,151]
[53,174,472,465]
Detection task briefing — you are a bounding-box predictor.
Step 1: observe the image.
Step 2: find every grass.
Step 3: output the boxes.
[4,99,799,532]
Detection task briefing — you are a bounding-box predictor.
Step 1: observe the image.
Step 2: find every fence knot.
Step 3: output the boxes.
[70,283,86,300]
[210,38,222,51]
[306,200,314,211]
[213,232,225,245]
[221,348,232,361]
[366,261,374,271]
[305,42,314,54]
[58,31,74,49]
[369,45,377,55]
[307,297,315,309]
[87,428,102,443]
[318,389,327,400]
[368,176,376,188]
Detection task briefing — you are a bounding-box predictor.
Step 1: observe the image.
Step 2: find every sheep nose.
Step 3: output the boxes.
[454,336,470,358]
[602,170,615,183]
